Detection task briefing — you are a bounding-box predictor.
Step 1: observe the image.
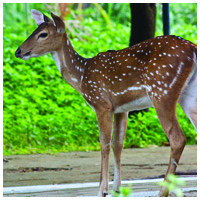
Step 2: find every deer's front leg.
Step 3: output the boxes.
[112,112,128,192]
[96,108,113,197]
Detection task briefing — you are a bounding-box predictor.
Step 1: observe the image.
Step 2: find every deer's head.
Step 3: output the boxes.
[15,9,66,60]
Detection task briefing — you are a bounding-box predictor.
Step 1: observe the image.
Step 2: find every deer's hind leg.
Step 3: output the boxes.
[152,100,186,197]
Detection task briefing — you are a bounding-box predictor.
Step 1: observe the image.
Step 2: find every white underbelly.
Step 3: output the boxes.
[114,96,153,113]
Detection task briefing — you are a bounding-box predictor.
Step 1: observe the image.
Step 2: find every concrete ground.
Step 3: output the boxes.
[3,145,197,197]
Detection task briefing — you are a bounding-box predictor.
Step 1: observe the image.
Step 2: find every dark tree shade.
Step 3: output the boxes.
[129,3,156,46]
[129,3,156,116]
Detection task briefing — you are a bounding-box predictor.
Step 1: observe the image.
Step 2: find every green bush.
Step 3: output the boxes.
[3,3,197,155]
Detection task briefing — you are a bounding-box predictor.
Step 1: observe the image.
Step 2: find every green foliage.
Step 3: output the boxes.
[111,184,133,197]
[3,3,197,155]
[125,105,196,148]
[155,3,197,43]
[111,174,186,197]
[158,174,186,197]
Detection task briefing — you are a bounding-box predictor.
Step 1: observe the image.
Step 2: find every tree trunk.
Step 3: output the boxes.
[129,3,156,117]
[129,3,156,46]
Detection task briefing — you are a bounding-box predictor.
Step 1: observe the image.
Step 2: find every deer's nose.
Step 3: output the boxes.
[15,47,21,58]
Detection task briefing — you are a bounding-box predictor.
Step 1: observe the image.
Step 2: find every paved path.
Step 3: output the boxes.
[3,145,197,197]
[4,177,197,197]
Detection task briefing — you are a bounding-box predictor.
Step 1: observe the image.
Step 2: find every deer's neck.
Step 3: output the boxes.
[51,33,87,93]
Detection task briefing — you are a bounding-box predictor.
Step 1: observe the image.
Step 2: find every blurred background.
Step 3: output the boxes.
[3,3,197,155]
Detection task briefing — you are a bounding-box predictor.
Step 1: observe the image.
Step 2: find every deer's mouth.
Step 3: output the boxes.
[23,51,31,56]
[21,51,31,59]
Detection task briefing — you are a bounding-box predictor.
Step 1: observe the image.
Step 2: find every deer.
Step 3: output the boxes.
[15,9,197,197]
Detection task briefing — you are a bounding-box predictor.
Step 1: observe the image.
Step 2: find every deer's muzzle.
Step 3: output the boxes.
[15,47,31,59]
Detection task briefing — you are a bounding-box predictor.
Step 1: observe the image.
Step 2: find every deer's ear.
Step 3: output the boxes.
[51,13,66,34]
[31,9,51,26]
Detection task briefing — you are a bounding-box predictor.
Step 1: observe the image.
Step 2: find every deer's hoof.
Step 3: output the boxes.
[103,192,108,197]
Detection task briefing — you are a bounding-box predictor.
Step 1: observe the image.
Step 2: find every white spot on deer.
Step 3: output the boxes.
[75,65,79,70]
[71,77,78,82]
[146,76,150,80]
[164,90,168,94]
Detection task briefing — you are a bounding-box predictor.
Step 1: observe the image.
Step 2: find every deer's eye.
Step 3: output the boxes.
[38,33,48,38]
